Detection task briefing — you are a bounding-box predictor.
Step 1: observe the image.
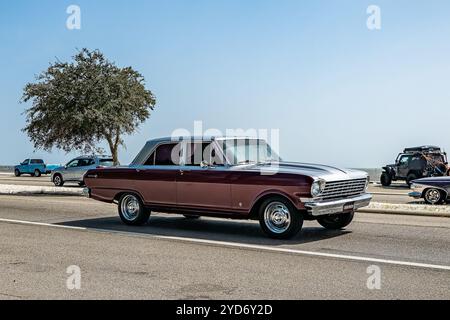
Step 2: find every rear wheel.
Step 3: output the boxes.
[424,188,445,205]
[53,174,64,187]
[118,193,150,226]
[317,212,354,230]
[380,172,392,187]
[14,169,21,177]
[34,169,41,177]
[258,197,303,239]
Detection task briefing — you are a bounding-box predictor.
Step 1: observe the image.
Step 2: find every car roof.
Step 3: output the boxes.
[145,136,262,144]
[72,155,113,160]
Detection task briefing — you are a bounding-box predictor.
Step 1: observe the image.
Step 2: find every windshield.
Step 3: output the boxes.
[221,139,280,165]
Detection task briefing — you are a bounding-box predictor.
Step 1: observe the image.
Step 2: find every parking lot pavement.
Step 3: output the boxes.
[0,174,80,188]
[0,195,449,299]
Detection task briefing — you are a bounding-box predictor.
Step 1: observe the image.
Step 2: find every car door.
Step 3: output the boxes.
[176,141,232,211]
[64,159,80,180]
[397,155,412,178]
[30,159,43,174]
[134,143,180,206]
[20,159,30,174]
[74,158,96,181]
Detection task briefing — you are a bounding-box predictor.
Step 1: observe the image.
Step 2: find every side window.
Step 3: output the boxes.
[154,144,181,166]
[144,152,156,166]
[22,159,30,165]
[67,160,79,168]
[31,159,43,164]
[399,156,411,166]
[78,159,94,167]
[185,143,224,166]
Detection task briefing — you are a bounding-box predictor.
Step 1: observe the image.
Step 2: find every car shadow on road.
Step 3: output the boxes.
[57,215,352,246]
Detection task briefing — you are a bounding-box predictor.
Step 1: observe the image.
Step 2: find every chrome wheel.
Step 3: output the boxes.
[120,195,141,221]
[53,175,62,186]
[263,202,291,234]
[425,189,442,205]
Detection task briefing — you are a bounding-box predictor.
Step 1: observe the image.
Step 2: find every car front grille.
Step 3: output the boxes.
[321,179,367,200]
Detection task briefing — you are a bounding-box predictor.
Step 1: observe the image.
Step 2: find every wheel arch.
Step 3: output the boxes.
[422,186,449,199]
[407,170,422,178]
[248,191,299,220]
[113,190,146,205]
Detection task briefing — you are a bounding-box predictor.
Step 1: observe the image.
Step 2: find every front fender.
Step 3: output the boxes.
[250,189,304,213]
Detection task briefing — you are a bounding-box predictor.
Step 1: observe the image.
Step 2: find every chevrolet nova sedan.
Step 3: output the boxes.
[83,137,372,239]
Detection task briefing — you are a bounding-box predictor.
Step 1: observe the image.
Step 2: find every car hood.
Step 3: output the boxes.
[233,161,368,181]
[413,176,450,184]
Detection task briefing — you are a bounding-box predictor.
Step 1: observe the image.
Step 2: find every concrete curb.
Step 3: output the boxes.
[0,184,82,196]
[370,192,409,196]
[358,202,450,218]
[358,208,450,218]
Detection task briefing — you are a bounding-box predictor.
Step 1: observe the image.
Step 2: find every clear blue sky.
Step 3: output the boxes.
[1,0,450,167]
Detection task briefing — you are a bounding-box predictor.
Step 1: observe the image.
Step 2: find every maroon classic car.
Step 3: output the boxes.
[83,136,372,239]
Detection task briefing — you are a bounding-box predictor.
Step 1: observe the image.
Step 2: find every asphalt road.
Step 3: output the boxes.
[0,194,449,299]
[0,173,417,204]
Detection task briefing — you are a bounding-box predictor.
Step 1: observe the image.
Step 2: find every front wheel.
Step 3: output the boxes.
[380,172,392,187]
[258,197,303,239]
[424,188,445,205]
[317,211,354,230]
[53,174,64,187]
[118,193,150,226]
[14,169,21,177]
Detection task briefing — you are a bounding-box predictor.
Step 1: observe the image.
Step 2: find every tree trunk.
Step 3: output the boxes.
[106,132,120,166]
[111,145,119,166]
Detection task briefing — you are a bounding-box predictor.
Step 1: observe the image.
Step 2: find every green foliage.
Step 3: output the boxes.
[22,48,156,164]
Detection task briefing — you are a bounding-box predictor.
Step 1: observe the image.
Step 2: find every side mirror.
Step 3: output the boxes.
[200,161,210,169]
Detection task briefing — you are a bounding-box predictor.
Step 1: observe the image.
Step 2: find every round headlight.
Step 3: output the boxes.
[311,180,325,197]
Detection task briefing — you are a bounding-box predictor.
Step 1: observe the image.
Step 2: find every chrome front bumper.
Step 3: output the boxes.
[408,183,427,199]
[304,193,373,217]
[82,187,91,198]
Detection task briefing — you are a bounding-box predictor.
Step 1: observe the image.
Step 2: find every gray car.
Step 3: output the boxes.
[51,155,114,187]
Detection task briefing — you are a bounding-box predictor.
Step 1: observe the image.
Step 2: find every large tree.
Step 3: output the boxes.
[22,48,156,165]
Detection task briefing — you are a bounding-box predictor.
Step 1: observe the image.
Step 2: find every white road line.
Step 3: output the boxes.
[0,218,87,231]
[0,217,450,271]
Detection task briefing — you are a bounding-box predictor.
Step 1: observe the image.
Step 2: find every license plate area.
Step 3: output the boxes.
[343,202,355,212]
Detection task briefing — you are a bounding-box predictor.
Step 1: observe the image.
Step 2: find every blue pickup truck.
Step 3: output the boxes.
[14,159,57,177]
